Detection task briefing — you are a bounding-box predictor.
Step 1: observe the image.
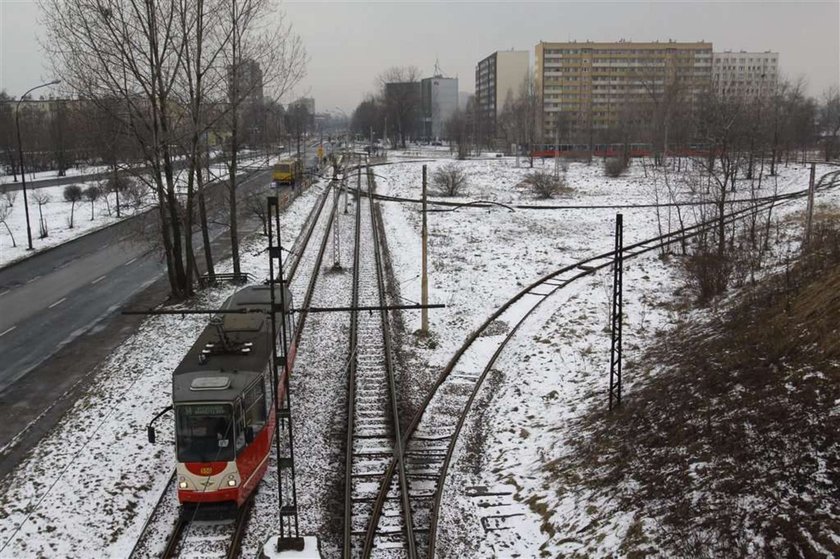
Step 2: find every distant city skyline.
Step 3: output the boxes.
[2,1,838,114]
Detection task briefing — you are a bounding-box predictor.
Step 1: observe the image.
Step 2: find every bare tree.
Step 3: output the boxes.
[432,163,467,196]
[32,191,50,238]
[63,184,83,228]
[41,0,304,297]
[0,201,16,247]
[220,0,306,279]
[512,72,539,168]
[2,190,17,208]
[243,187,269,235]
[445,106,472,160]
[693,91,751,257]
[351,94,385,141]
[819,86,840,161]
[41,0,192,297]
[0,91,18,182]
[378,66,421,147]
[84,185,100,220]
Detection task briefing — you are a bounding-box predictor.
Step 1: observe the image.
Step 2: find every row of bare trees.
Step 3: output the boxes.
[39,0,306,299]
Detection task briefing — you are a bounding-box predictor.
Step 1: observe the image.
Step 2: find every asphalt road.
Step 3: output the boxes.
[1,152,280,193]
[0,169,271,393]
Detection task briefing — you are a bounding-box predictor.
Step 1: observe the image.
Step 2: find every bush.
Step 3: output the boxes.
[63,185,83,228]
[683,249,732,304]
[520,171,572,199]
[84,185,101,220]
[122,181,147,211]
[432,163,467,197]
[604,157,629,178]
[102,174,133,195]
[63,185,83,203]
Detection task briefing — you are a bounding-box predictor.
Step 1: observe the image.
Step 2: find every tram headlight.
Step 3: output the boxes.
[226,474,238,487]
[178,476,188,489]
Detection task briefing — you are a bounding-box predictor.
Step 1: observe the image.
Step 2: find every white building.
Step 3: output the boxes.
[712,51,779,98]
[421,76,458,139]
[475,50,530,139]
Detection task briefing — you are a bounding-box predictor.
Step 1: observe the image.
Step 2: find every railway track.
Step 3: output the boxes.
[359,168,840,559]
[129,176,339,559]
[343,167,416,558]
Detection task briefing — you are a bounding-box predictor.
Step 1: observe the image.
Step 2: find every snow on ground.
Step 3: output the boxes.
[0,180,326,557]
[375,156,839,556]
[0,156,267,268]
[0,165,112,185]
[0,154,835,557]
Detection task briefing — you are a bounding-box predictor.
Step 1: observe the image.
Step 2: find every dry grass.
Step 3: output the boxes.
[565,215,840,557]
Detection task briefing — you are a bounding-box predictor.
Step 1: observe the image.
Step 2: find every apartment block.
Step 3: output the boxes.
[712,51,778,98]
[475,50,530,138]
[535,41,713,141]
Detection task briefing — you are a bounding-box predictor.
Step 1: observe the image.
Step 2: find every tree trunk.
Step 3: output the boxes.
[112,162,120,218]
[198,155,214,282]
[229,118,241,278]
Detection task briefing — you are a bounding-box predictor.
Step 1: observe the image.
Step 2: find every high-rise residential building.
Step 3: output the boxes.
[421,76,458,139]
[289,97,315,115]
[535,41,713,142]
[475,50,530,139]
[712,51,778,98]
[228,59,263,104]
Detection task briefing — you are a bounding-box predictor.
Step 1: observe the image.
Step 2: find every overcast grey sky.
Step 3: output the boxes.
[2,0,839,114]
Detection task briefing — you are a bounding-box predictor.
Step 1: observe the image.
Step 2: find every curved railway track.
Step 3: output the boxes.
[130,175,340,559]
[359,168,840,559]
[343,167,416,558]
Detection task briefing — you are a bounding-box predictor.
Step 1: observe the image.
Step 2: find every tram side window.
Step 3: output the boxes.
[235,400,247,453]
[263,374,273,415]
[243,381,267,434]
[285,310,294,345]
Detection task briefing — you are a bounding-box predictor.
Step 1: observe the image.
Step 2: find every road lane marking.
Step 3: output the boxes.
[0,326,16,337]
[48,297,67,309]
[0,290,9,298]
[91,275,107,285]
[124,257,138,266]
[26,275,41,284]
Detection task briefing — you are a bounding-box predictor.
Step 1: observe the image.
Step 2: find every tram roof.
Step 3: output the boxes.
[172,284,292,403]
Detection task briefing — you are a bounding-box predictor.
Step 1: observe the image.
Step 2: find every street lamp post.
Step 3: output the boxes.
[16,79,61,250]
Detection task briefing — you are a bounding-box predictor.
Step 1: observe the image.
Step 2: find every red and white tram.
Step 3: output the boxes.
[148,284,296,515]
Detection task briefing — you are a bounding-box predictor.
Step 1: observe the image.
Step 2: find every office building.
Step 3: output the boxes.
[421,76,458,139]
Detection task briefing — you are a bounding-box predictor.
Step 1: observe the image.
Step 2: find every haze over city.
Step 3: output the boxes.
[1,1,840,558]
[2,0,839,111]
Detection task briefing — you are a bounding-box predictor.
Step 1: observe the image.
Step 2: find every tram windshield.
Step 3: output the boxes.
[176,403,235,462]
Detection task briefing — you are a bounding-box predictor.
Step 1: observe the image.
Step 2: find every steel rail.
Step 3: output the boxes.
[160,516,188,559]
[291,176,342,349]
[343,160,364,557]
[363,169,840,558]
[285,182,333,282]
[425,168,840,556]
[130,176,336,559]
[127,472,177,558]
[362,167,418,559]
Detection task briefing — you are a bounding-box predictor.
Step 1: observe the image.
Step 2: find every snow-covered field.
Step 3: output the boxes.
[375,156,838,557]
[0,154,835,557]
[0,156,267,268]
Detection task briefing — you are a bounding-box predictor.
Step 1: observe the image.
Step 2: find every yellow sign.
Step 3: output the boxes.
[317,146,324,159]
